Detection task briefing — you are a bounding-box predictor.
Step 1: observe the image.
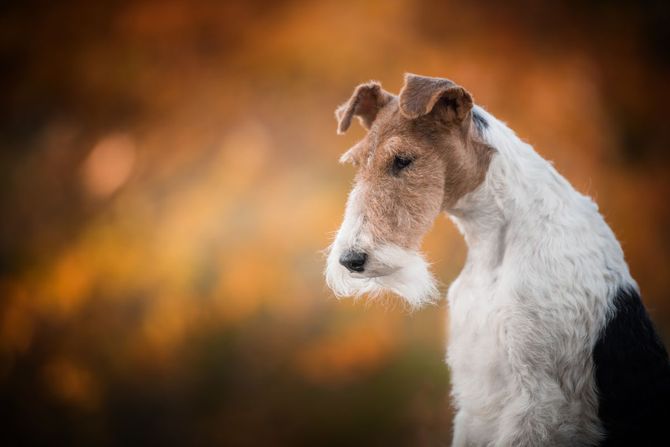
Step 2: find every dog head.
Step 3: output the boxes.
[325,74,492,307]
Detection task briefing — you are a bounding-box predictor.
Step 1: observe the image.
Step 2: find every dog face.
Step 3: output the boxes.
[325,74,492,307]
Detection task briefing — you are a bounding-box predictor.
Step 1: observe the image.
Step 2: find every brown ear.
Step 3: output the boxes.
[398,73,473,122]
[335,81,393,134]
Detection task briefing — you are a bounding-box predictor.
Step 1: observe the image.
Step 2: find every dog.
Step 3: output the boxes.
[325,73,670,446]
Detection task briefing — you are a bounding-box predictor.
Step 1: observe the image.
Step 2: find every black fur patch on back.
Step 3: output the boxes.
[472,109,489,135]
[593,286,670,446]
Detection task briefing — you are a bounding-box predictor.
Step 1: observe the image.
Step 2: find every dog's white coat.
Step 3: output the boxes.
[446,106,634,446]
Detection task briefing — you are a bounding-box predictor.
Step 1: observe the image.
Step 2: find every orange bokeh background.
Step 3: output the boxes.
[1,1,669,445]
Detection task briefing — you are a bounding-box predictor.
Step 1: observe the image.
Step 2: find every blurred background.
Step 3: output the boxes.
[1,0,669,445]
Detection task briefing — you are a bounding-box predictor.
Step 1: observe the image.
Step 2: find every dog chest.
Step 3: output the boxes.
[446,272,514,411]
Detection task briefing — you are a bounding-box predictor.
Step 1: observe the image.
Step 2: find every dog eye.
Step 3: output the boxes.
[391,155,413,175]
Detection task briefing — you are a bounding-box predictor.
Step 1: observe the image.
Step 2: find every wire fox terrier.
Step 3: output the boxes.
[325,74,670,446]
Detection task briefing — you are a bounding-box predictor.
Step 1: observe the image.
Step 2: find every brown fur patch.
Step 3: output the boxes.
[336,75,494,250]
[399,73,474,121]
[335,81,393,134]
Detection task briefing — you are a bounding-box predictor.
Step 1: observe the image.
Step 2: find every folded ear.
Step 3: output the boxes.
[335,81,393,134]
[399,73,473,122]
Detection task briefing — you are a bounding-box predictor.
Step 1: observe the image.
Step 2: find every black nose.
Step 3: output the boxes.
[339,250,368,273]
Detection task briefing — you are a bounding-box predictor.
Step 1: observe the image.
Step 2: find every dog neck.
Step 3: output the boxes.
[448,168,508,273]
[446,105,579,273]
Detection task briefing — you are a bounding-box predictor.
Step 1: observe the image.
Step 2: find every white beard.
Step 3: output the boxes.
[325,243,438,309]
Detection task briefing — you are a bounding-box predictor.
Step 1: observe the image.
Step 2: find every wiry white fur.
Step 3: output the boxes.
[326,243,438,309]
[325,185,438,309]
[446,106,635,446]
